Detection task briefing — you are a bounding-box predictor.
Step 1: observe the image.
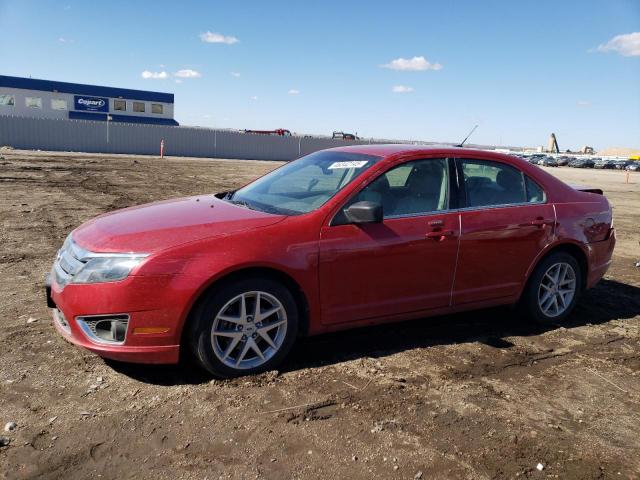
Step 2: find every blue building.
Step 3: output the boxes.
[0,75,178,126]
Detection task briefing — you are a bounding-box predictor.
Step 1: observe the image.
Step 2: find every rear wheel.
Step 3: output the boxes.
[189,277,298,378]
[520,252,581,324]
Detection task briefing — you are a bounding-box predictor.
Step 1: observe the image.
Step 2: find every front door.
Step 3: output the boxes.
[318,157,460,325]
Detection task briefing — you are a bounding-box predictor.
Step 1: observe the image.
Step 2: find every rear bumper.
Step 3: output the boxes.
[586,228,616,289]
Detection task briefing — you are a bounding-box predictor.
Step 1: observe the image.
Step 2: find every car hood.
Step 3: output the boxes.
[72,195,286,254]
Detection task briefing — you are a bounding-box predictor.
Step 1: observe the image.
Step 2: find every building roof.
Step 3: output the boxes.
[0,75,174,103]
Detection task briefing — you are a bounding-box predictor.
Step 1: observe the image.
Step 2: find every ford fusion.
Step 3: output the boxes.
[47,145,615,378]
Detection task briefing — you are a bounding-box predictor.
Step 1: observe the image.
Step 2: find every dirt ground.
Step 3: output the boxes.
[1,149,639,480]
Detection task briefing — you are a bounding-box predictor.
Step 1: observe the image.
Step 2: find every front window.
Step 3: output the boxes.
[114,99,126,111]
[344,158,449,218]
[133,102,145,112]
[227,151,381,215]
[151,103,163,114]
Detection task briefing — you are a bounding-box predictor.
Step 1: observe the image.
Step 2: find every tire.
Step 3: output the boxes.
[189,277,299,378]
[520,252,582,324]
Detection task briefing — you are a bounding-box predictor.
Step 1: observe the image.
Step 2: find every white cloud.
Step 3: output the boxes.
[392,85,414,93]
[380,56,443,71]
[199,31,239,44]
[58,37,73,43]
[250,95,258,101]
[577,100,590,107]
[174,69,201,78]
[141,70,168,79]
[175,79,183,84]
[230,72,241,77]
[288,89,300,95]
[595,32,640,57]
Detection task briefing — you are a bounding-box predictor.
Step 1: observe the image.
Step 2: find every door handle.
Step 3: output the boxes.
[426,229,455,240]
[529,218,554,227]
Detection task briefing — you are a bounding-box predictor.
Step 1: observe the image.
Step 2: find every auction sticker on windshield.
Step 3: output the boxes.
[328,161,369,169]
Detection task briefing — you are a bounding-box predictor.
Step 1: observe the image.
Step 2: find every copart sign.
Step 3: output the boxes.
[74,95,109,112]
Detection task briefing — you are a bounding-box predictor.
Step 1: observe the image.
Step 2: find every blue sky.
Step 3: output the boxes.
[0,0,639,149]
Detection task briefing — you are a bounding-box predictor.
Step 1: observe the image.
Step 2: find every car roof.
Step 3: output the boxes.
[328,143,512,160]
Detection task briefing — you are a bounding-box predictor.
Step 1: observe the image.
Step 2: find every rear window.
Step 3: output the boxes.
[461,159,526,207]
[525,176,546,203]
[460,159,546,207]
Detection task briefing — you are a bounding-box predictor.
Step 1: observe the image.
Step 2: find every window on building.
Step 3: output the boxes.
[133,102,145,113]
[25,97,42,109]
[0,94,15,106]
[51,99,68,110]
[114,100,126,111]
[151,103,163,114]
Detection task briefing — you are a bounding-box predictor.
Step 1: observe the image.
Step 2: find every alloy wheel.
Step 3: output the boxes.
[537,262,577,318]
[211,291,287,369]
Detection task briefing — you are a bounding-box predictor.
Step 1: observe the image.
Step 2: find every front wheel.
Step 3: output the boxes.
[520,252,582,324]
[189,277,299,378]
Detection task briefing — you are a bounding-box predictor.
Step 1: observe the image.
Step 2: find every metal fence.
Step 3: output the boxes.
[0,115,376,161]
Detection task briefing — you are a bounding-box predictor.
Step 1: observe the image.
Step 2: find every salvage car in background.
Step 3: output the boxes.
[332,131,359,140]
[536,156,558,167]
[569,158,595,168]
[47,145,616,378]
[626,162,640,171]
[594,159,617,169]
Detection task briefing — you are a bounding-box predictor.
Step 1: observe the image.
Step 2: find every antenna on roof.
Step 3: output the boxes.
[457,124,478,147]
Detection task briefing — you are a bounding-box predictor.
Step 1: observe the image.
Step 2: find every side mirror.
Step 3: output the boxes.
[344,201,383,224]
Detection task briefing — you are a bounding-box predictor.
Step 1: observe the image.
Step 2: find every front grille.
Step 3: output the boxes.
[52,235,90,287]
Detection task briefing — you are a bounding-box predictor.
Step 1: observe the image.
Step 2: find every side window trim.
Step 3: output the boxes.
[454,157,547,211]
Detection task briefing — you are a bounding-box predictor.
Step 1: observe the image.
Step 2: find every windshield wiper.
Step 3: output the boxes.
[227,199,254,210]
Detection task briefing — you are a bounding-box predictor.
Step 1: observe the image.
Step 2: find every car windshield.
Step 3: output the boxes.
[227,150,381,215]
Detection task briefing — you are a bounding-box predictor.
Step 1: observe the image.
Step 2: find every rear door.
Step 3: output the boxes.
[453,157,555,305]
[319,157,460,325]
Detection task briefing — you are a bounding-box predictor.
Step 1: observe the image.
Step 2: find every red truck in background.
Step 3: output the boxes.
[244,128,292,136]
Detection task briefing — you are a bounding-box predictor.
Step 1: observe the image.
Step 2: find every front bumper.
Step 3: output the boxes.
[47,273,185,364]
[51,308,179,363]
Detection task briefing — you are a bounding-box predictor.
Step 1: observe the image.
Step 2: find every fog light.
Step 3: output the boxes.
[110,320,128,342]
[76,315,129,344]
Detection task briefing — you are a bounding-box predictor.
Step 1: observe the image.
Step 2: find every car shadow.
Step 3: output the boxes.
[106,279,640,386]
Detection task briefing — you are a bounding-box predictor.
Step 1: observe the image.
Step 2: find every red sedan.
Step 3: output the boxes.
[47,145,615,378]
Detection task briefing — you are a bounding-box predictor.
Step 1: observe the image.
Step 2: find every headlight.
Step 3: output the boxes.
[72,256,148,284]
